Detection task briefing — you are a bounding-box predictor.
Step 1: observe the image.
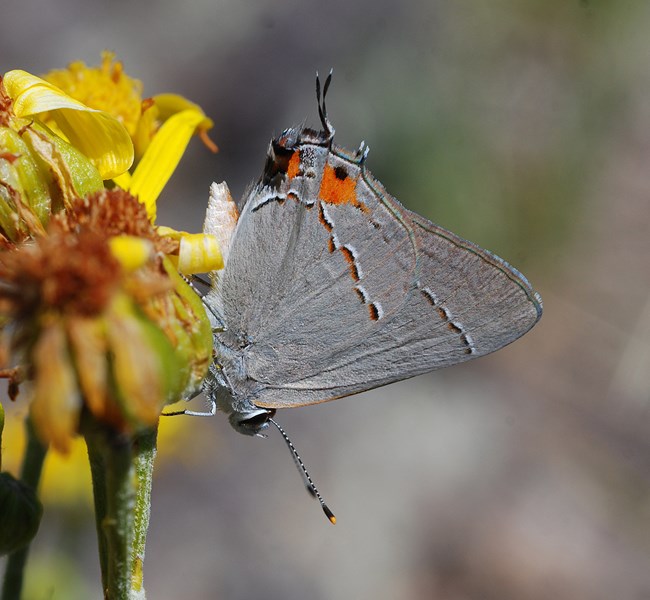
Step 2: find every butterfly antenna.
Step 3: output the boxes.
[269,418,336,525]
[316,69,335,140]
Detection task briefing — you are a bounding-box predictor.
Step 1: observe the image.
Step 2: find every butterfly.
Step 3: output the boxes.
[195,73,542,521]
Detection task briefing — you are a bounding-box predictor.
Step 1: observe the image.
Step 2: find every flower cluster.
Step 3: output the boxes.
[0,55,218,453]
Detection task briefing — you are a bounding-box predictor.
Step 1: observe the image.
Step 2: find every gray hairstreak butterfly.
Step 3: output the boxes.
[192,72,542,522]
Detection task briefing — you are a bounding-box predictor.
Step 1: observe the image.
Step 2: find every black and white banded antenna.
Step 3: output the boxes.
[269,418,336,525]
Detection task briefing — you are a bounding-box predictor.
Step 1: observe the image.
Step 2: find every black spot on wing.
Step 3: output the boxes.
[334,165,348,180]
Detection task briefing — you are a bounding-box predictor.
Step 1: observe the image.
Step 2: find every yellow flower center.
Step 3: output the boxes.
[43,51,143,137]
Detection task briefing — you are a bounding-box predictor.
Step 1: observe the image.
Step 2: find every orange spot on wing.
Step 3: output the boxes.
[339,246,360,281]
[319,163,359,206]
[318,203,333,231]
[287,151,301,179]
[368,303,380,321]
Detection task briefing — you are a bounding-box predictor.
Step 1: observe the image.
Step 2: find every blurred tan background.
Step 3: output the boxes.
[2,0,650,598]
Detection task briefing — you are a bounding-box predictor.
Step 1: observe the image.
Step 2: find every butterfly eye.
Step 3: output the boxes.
[233,409,276,436]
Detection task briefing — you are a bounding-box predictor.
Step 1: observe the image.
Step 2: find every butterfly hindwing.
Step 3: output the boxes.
[213,137,541,409]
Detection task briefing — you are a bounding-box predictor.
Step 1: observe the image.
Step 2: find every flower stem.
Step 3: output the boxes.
[84,416,157,600]
[1,417,47,600]
[131,429,156,596]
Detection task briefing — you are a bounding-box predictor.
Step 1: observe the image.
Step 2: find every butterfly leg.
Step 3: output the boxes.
[161,396,216,418]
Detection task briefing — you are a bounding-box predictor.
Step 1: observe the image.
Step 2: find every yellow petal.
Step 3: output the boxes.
[177,233,223,274]
[30,319,81,454]
[155,225,181,240]
[105,294,181,425]
[156,227,223,274]
[66,317,108,419]
[3,70,134,179]
[126,109,210,220]
[112,170,132,190]
[108,235,154,272]
[152,94,214,130]
[133,99,158,159]
[105,296,164,425]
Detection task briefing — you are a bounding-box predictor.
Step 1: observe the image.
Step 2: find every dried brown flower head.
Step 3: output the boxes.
[0,190,211,452]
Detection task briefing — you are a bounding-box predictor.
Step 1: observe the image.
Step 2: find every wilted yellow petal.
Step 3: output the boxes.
[66,317,108,419]
[109,235,154,272]
[3,70,134,179]
[30,320,81,453]
[1,413,94,505]
[156,227,223,274]
[151,93,214,130]
[105,295,180,426]
[126,109,210,220]
[155,225,181,240]
[177,233,223,274]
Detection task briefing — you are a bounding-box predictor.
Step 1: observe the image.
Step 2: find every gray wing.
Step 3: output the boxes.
[218,171,542,409]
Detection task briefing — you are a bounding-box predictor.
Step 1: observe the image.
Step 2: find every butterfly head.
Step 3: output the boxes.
[262,70,335,188]
[228,407,276,437]
[216,390,276,437]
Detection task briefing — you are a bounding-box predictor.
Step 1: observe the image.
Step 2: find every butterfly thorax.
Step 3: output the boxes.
[258,126,372,211]
[204,338,275,436]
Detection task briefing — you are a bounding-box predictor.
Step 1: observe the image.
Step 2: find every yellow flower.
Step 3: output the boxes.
[41,53,217,223]
[2,59,222,270]
[0,191,213,453]
[43,52,143,140]
[0,77,115,242]
[38,53,223,272]
[1,57,220,460]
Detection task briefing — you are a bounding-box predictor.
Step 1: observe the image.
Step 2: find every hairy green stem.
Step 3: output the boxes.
[131,430,156,595]
[1,418,47,600]
[84,417,157,600]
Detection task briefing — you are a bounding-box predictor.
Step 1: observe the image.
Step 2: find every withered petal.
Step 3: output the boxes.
[30,319,81,453]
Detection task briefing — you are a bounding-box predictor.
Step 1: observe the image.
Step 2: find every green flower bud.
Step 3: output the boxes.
[0,82,105,242]
[0,402,4,471]
[159,256,212,399]
[0,472,43,555]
